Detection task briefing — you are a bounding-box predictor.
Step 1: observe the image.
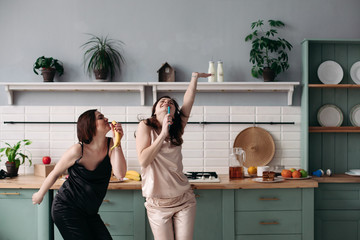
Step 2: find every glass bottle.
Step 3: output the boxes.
[217,61,224,82]
[229,147,246,179]
[208,61,216,82]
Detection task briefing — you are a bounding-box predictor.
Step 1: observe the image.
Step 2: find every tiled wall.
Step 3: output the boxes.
[0,106,301,175]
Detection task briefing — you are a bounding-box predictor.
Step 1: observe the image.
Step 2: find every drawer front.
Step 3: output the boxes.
[0,189,35,199]
[235,211,302,234]
[100,190,134,212]
[236,235,301,240]
[235,189,301,211]
[100,211,134,236]
[316,183,360,210]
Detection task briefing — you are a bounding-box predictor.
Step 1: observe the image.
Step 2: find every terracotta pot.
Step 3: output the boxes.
[41,68,56,82]
[262,67,275,82]
[94,69,108,80]
[5,161,19,177]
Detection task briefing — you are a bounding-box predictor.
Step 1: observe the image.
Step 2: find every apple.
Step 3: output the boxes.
[42,156,51,165]
[289,168,296,172]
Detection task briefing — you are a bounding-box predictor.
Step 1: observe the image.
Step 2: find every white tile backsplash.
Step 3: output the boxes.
[0,105,302,173]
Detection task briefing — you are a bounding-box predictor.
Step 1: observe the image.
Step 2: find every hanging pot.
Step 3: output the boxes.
[94,69,108,81]
[41,68,56,82]
[5,161,19,177]
[262,67,275,82]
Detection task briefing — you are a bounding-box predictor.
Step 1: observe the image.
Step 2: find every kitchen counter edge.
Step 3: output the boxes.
[0,174,321,189]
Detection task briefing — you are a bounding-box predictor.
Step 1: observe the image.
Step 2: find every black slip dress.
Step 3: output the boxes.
[52,138,113,240]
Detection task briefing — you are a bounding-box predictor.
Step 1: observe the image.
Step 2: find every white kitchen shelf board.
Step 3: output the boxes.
[1,82,299,105]
[151,82,298,105]
[1,82,145,105]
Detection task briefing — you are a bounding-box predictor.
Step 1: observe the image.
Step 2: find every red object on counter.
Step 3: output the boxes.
[42,156,51,165]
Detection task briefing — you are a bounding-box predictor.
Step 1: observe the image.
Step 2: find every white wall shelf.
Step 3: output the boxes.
[151,82,299,105]
[1,82,299,106]
[1,82,146,105]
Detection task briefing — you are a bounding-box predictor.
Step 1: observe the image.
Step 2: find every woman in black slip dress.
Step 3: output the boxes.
[32,109,127,240]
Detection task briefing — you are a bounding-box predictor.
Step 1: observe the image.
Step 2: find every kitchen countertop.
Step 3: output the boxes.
[0,174,321,190]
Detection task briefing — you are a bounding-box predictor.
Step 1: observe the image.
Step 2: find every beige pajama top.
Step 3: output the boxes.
[141,130,190,198]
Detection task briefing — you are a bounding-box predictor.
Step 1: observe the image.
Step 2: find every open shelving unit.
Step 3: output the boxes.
[301,39,360,173]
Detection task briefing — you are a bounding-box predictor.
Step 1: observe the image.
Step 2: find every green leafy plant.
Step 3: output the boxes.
[81,34,125,80]
[0,139,32,168]
[245,19,293,79]
[33,56,64,76]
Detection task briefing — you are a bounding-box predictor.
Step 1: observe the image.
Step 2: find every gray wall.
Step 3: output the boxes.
[1,0,360,106]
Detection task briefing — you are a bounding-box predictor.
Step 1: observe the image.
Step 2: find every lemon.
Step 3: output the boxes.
[247,166,257,175]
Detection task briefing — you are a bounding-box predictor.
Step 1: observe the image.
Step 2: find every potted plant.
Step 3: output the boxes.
[245,19,293,81]
[0,139,32,177]
[33,56,64,82]
[81,34,125,81]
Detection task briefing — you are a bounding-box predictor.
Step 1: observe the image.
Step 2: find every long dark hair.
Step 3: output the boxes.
[144,96,185,146]
[77,109,97,144]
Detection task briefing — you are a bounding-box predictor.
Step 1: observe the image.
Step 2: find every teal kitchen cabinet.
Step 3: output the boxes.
[234,188,314,240]
[301,39,360,240]
[315,183,360,240]
[54,190,145,240]
[0,189,51,240]
[301,39,360,172]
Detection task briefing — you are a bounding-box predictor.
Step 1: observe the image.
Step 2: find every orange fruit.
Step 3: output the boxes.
[292,170,301,178]
[247,166,257,175]
[281,169,292,178]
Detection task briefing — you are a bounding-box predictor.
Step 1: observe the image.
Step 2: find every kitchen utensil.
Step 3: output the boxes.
[350,105,360,126]
[317,60,343,84]
[252,177,284,183]
[349,169,360,174]
[257,166,270,177]
[350,61,360,84]
[345,171,360,176]
[233,127,275,168]
[317,104,343,127]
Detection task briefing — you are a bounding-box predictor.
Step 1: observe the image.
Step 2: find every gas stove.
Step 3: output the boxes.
[184,172,220,183]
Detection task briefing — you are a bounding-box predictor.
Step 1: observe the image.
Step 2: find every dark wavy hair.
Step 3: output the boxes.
[77,109,97,144]
[144,96,186,146]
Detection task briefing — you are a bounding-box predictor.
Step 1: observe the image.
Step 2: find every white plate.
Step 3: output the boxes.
[317,104,343,127]
[252,177,284,183]
[345,172,360,177]
[317,60,343,84]
[278,176,312,180]
[109,177,128,183]
[350,105,360,127]
[350,61,360,84]
[349,169,360,174]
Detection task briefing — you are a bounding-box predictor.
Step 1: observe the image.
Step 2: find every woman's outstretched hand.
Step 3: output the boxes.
[192,72,212,79]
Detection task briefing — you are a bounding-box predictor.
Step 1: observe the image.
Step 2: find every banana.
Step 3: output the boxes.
[125,170,141,181]
[110,120,122,150]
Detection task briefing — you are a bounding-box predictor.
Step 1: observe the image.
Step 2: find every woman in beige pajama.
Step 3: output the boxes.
[136,72,211,240]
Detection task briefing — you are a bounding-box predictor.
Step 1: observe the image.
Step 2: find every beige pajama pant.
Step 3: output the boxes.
[145,189,197,240]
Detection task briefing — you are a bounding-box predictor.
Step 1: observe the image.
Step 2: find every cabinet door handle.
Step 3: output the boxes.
[259,197,279,201]
[195,194,200,198]
[0,192,20,195]
[259,221,279,225]
[103,199,110,203]
[105,223,110,227]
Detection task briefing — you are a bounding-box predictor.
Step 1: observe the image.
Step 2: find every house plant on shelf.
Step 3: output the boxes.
[33,56,64,82]
[81,34,125,81]
[245,19,293,81]
[0,139,32,177]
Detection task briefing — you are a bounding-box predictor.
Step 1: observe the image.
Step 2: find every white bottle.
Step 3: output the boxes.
[208,61,216,82]
[217,61,224,82]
